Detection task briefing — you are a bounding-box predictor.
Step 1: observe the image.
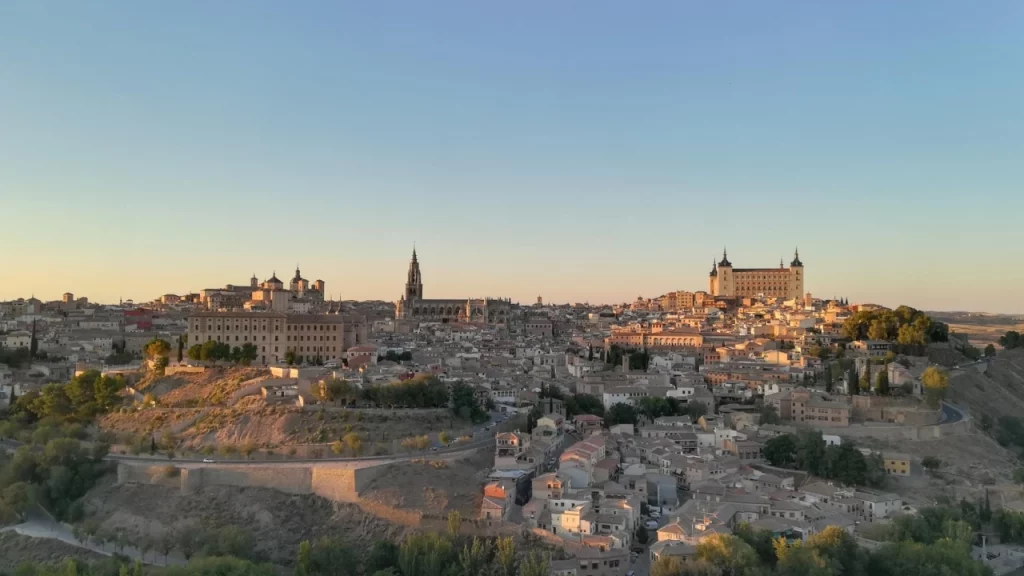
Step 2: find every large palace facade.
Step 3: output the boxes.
[395,249,512,324]
[709,248,805,300]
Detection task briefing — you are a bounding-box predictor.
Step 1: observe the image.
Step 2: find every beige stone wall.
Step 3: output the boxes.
[119,461,389,504]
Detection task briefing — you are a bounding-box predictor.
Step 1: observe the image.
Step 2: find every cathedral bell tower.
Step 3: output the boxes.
[405,248,423,301]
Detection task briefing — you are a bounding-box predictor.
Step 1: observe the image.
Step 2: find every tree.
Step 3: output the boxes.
[153,356,169,375]
[686,401,707,423]
[922,456,942,472]
[399,532,455,576]
[518,552,548,576]
[30,319,38,358]
[823,366,834,394]
[859,366,871,392]
[651,557,684,576]
[366,541,399,575]
[285,350,297,365]
[144,338,172,359]
[980,413,994,432]
[438,431,451,445]
[343,432,362,456]
[875,369,890,396]
[187,344,203,362]
[330,441,344,456]
[456,537,491,576]
[985,344,997,357]
[605,403,638,428]
[565,393,605,418]
[635,525,649,545]
[763,434,797,467]
[696,534,760,576]
[758,404,781,425]
[846,365,859,396]
[493,537,516,576]
[999,331,1022,349]
[447,510,462,538]
[921,366,949,407]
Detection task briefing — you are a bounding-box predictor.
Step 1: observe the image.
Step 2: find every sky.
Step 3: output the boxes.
[1,1,1022,313]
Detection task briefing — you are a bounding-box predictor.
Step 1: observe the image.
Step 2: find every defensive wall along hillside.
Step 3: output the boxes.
[117,460,390,503]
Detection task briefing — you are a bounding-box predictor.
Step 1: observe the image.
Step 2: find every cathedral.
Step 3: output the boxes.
[709,248,805,300]
[395,249,512,324]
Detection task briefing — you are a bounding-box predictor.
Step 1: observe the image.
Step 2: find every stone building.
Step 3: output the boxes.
[709,249,804,300]
[394,249,512,324]
[186,311,367,365]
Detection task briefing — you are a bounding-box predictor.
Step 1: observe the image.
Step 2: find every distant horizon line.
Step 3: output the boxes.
[2,292,1022,317]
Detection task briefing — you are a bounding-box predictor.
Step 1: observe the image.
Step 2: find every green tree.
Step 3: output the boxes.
[447,510,462,538]
[875,369,890,395]
[922,456,942,472]
[985,344,997,357]
[758,404,781,425]
[696,534,761,576]
[605,403,638,427]
[285,350,297,365]
[518,552,549,576]
[686,401,708,423]
[763,434,797,468]
[635,525,649,545]
[399,532,455,576]
[859,366,871,392]
[564,393,605,417]
[999,331,1022,349]
[187,344,203,362]
[456,537,491,576]
[365,541,399,575]
[493,537,516,576]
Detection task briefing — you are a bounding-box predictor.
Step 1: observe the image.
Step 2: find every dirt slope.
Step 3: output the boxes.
[83,477,413,567]
[948,349,1024,420]
[0,532,105,571]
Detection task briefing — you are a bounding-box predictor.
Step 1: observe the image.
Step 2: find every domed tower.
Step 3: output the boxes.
[708,260,718,295]
[789,248,804,300]
[717,248,734,296]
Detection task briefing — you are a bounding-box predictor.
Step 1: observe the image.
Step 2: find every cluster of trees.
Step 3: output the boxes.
[186,341,258,365]
[9,517,552,576]
[990,415,1024,453]
[378,350,413,363]
[652,504,991,576]
[0,345,34,369]
[0,438,111,522]
[563,393,604,418]
[9,370,123,424]
[762,430,887,488]
[317,376,486,423]
[605,345,650,370]
[842,306,949,351]
[1000,331,1022,350]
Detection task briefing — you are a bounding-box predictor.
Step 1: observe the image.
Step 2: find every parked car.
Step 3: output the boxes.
[202,458,215,463]
[644,520,659,529]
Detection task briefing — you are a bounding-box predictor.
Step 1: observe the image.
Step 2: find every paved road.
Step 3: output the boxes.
[939,401,966,424]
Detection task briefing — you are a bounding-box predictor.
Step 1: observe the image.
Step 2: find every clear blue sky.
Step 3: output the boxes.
[2,1,1022,312]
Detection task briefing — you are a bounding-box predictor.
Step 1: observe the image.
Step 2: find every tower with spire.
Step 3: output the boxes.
[405,247,423,302]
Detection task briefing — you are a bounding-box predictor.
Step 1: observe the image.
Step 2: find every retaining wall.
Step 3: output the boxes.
[118,461,383,503]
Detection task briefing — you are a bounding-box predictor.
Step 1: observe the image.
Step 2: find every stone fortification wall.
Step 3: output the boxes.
[119,461,382,503]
